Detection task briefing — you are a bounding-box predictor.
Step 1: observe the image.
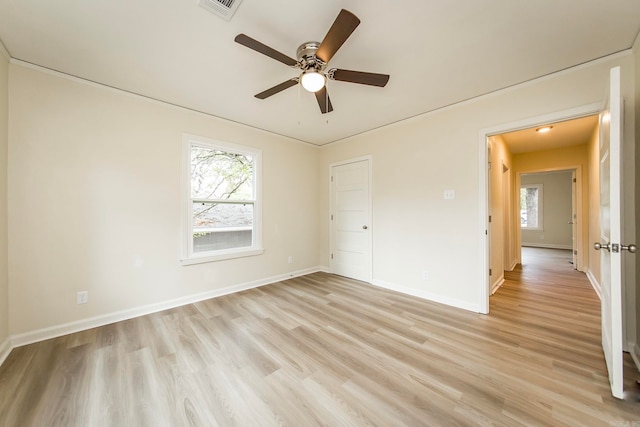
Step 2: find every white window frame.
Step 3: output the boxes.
[520,183,543,231]
[181,133,263,265]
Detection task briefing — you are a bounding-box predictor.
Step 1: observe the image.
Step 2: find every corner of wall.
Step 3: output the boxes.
[633,342,640,373]
[634,29,640,358]
[586,269,602,300]
[0,37,9,360]
[0,337,10,365]
[0,40,9,61]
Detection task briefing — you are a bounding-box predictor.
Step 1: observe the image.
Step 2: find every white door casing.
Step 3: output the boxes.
[479,102,602,314]
[330,157,372,282]
[597,66,624,399]
[571,170,577,268]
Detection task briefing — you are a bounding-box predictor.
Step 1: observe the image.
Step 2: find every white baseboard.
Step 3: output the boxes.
[10,266,325,349]
[370,279,480,313]
[491,275,505,295]
[0,337,11,366]
[509,259,518,271]
[522,243,572,250]
[586,269,602,300]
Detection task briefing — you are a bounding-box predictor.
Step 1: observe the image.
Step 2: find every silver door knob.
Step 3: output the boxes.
[594,242,610,251]
[362,225,368,230]
[621,244,637,253]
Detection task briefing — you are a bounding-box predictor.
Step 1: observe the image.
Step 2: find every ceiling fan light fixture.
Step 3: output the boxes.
[300,70,326,93]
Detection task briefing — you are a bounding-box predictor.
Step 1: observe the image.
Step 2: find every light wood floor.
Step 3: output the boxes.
[0,248,638,426]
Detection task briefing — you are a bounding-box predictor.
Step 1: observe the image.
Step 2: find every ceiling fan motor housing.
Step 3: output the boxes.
[296,41,325,71]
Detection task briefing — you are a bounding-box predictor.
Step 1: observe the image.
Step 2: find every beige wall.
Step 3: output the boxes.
[0,45,8,349]
[319,53,635,311]
[7,63,320,335]
[521,171,573,249]
[488,134,514,291]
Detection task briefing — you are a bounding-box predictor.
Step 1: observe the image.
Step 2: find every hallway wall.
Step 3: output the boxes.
[488,134,514,292]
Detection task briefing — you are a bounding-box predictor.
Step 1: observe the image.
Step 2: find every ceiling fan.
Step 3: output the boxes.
[234,9,390,114]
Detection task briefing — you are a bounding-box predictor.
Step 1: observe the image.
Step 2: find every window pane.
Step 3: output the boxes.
[193,202,253,252]
[520,187,539,228]
[191,146,254,200]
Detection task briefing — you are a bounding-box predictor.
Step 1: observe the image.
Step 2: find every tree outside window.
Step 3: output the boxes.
[520,184,543,230]
[182,134,262,264]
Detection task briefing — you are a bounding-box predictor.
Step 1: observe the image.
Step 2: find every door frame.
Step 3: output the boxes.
[514,167,582,268]
[329,155,373,282]
[503,162,513,271]
[477,103,601,314]
[572,170,578,268]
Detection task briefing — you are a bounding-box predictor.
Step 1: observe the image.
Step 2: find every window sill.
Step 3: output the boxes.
[521,227,543,231]
[181,247,264,266]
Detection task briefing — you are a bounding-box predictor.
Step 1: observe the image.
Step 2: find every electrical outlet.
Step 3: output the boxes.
[444,190,455,200]
[287,256,293,264]
[77,291,88,305]
[422,271,429,280]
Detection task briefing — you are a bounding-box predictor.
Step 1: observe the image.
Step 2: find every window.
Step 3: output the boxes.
[182,134,262,265]
[520,184,543,230]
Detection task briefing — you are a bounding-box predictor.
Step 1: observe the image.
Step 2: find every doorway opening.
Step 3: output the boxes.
[518,169,576,270]
[479,68,637,400]
[478,104,601,314]
[487,115,598,298]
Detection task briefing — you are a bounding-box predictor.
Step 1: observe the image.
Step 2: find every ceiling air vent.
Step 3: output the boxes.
[199,0,242,21]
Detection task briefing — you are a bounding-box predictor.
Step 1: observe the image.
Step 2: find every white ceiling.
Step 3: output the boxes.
[0,0,639,146]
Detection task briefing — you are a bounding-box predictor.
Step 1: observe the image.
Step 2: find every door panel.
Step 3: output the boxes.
[331,159,371,282]
[598,66,623,399]
[335,189,366,211]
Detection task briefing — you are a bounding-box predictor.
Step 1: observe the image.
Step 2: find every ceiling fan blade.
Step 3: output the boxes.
[255,79,298,99]
[330,69,390,87]
[315,86,334,114]
[316,9,360,64]
[235,34,298,67]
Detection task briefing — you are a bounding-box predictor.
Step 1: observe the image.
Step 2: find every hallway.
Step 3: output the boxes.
[491,247,639,408]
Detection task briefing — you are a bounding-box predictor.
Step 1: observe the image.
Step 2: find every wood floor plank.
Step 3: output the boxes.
[0,247,638,426]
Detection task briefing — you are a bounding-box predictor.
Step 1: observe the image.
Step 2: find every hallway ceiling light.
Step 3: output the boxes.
[536,126,553,133]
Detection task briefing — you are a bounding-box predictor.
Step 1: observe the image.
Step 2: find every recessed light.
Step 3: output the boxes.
[536,126,553,133]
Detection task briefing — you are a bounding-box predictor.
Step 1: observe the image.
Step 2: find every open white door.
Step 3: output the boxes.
[595,66,627,399]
